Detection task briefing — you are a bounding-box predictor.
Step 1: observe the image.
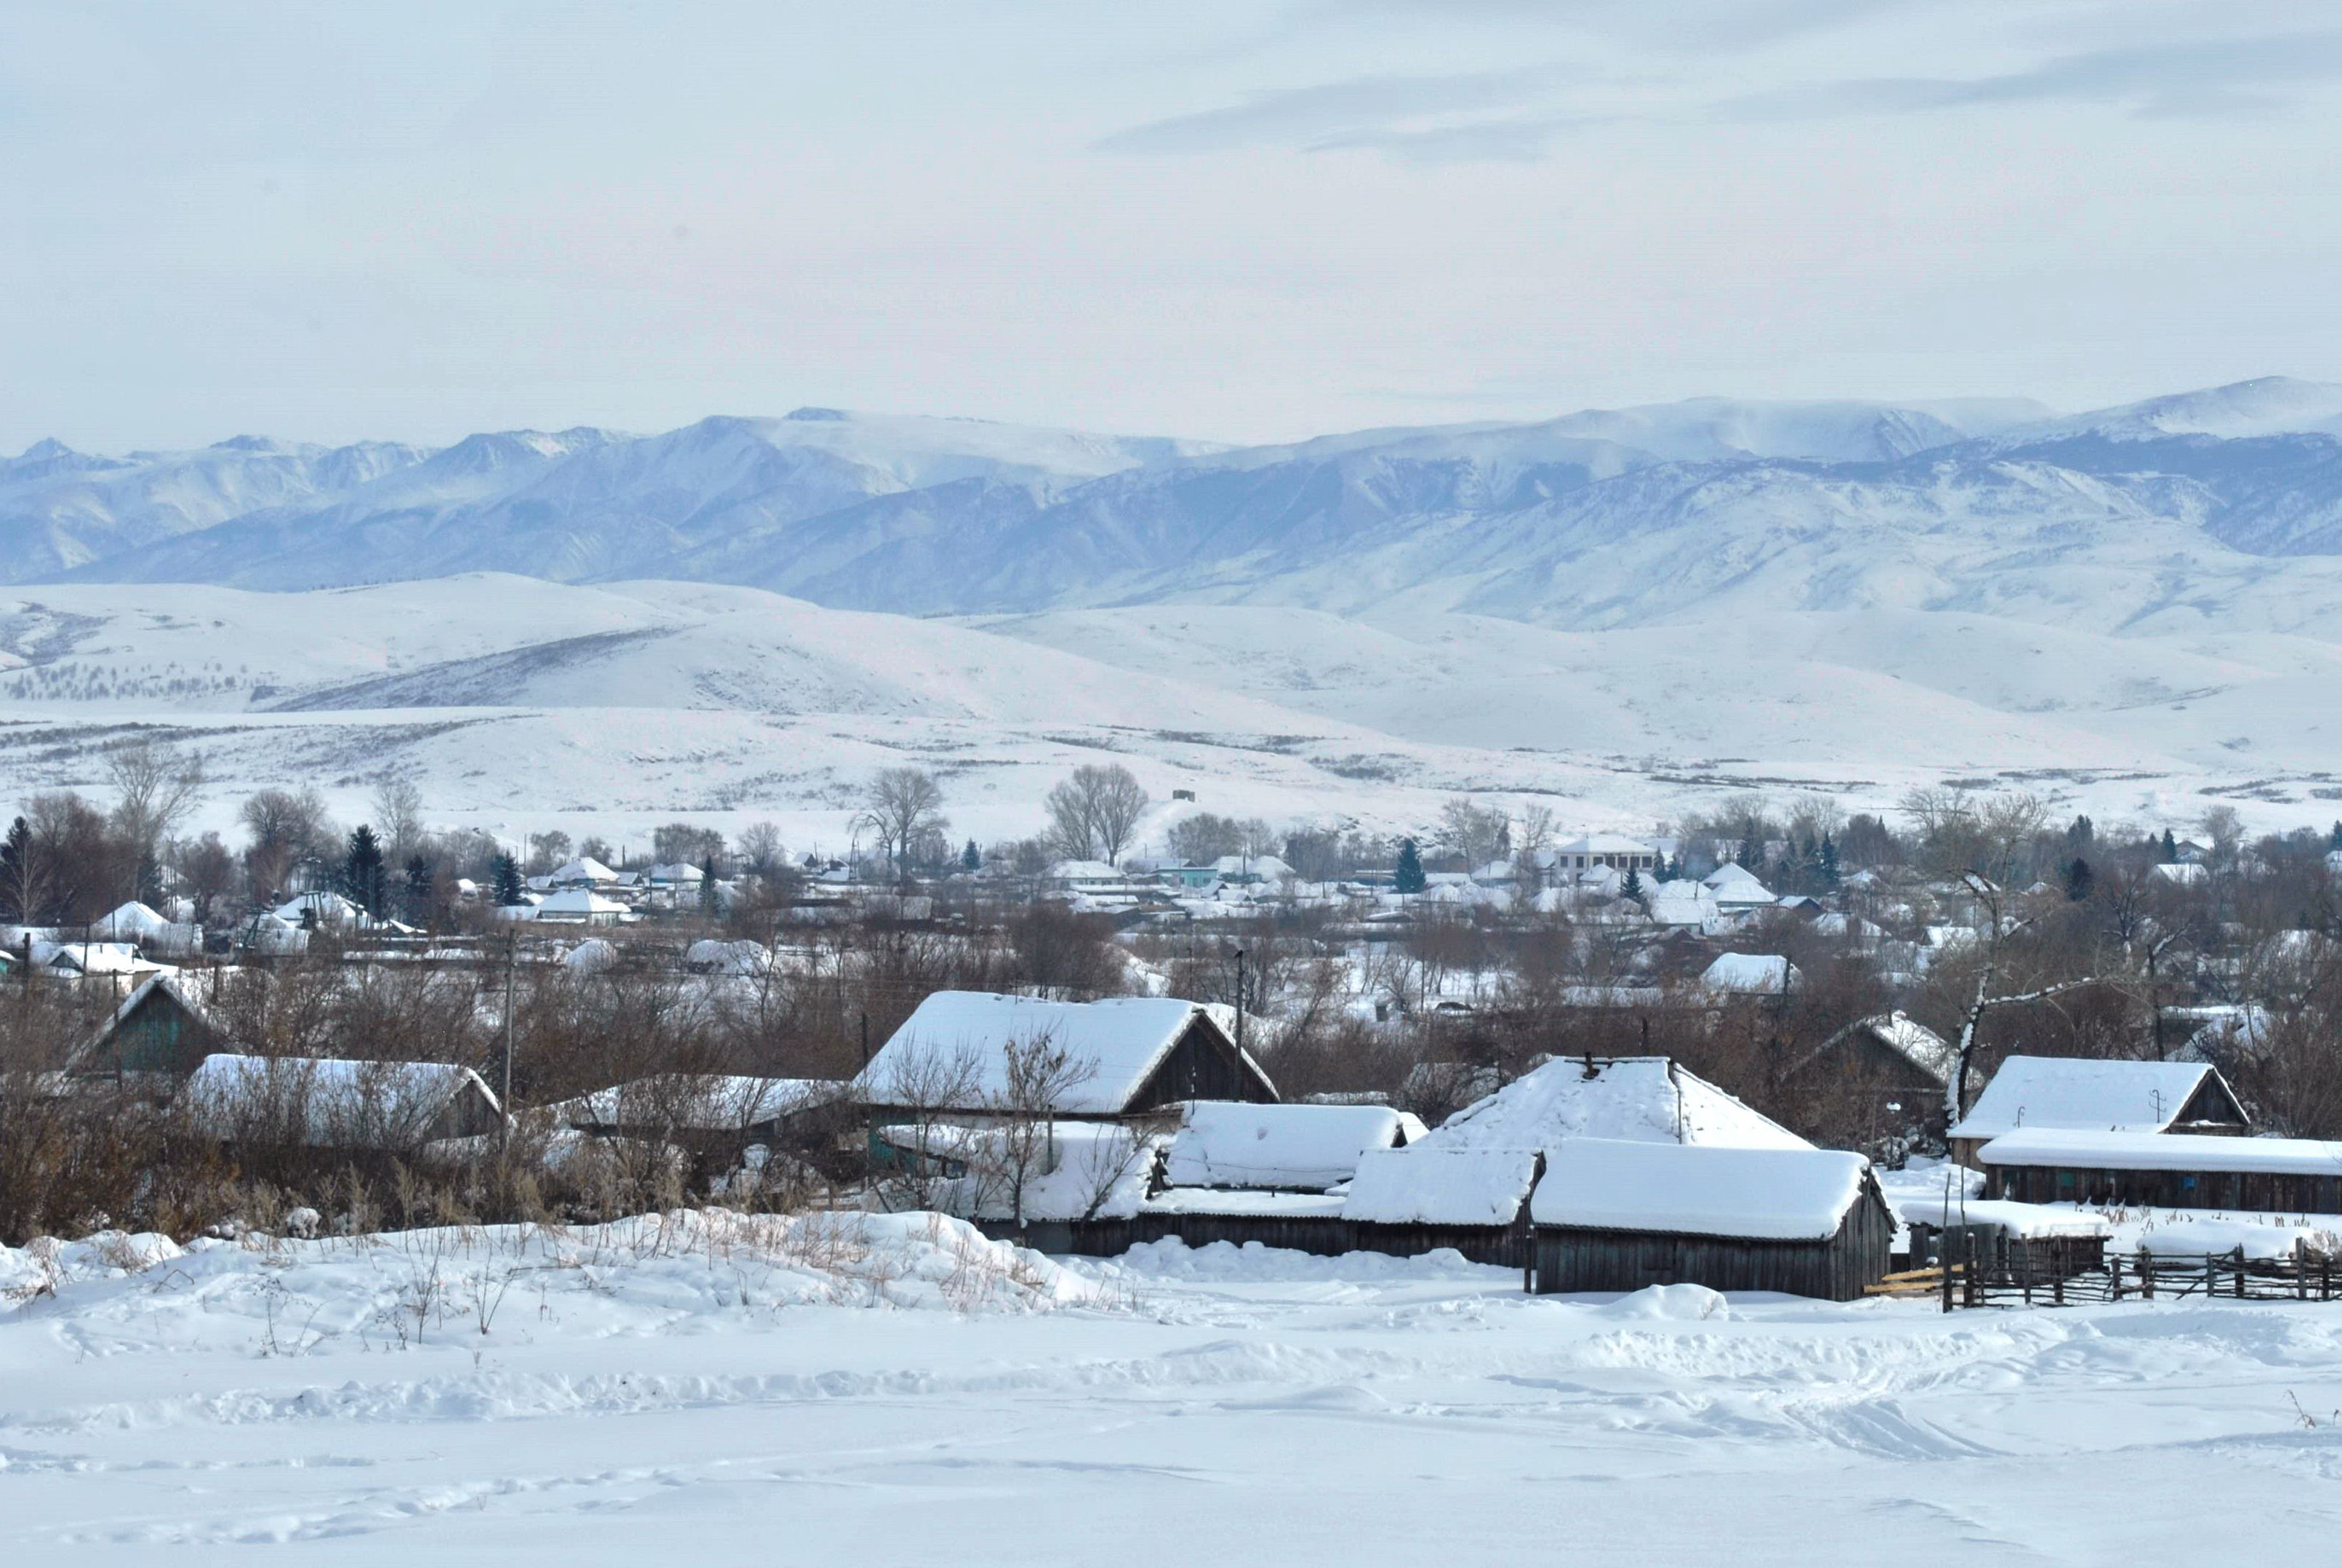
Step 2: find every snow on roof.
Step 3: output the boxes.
[1344,1146,1543,1226]
[1699,953,1799,994]
[1162,1101,1424,1191]
[1048,859,1125,881]
[560,1074,840,1131]
[177,1053,501,1146]
[880,1120,1166,1222]
[551,856,619,882]
[534,888,629,915]
[1555,833,1656,855]
[1949,1056,2235,1142]
[1887,1194,2112,1239]
[855,992,1223,1115]
[1702,863,1775,903]
[1141,1186,1346,1218]
[93,901,172,936]
[1840,1011,1958,1082]
[273,890,361,924]
[645,861,704,881]
[1979,1127,2342,1178]
[1529,1138,1873,1241]
[1415,1056,1809,1154]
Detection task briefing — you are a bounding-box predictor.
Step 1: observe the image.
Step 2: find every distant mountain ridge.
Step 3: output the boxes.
[14,379,2342,636]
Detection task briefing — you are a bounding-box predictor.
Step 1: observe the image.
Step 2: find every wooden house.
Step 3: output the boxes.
[1979,1128,2342,1214]
[70,972,228,1082]
[854,992,1277,1126]
[1344,1146,1546,1268]
[1529,1138,1893,1301]
[175,1052,506,1152]
[1948,1056,2248,1167]
[1780,1010,1965,1146]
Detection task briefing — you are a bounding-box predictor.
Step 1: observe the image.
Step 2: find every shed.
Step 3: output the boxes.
[1162,1101,1421,1192]
[1530,1138,1891,1300]
[1948,1055,2248,1166]
[1698,953,1799,996]
[854,992,1276,1122]
[1979,1127,2342,1213]
[555,1074,844,1145]
[1344,1146,1547,1266]
[175,1053,506,1151]
[1781,1011,1965,1145]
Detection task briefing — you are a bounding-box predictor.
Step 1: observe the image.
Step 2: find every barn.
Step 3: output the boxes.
[1979,1127,2342,1214]
[1530,1139,1893,1300]
[854,992,1277,1125]
[1344,1146,1546,1268]
[71,972,228,1082]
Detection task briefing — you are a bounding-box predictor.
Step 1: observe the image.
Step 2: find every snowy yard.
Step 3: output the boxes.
[6,1218,2342,1564]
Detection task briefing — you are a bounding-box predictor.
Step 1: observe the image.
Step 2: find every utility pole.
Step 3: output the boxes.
[1233,946,1247,1068]
[502,930,517,1154]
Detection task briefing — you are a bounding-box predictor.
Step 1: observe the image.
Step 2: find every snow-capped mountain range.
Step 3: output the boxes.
[13,379,2342,640]
[7,378,2342,848]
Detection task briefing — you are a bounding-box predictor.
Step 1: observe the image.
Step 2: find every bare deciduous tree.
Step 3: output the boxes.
[1043,764,1149,866]
[863,768,948,874]
[371,776,426,860]
[108,737,206,865]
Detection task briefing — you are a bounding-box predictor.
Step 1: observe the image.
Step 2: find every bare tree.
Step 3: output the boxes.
[736,821,785,876]
[1438,797,1509,866]
[108,737,206,866]
[864,768,948,874]
[985,1032,1096,1232]
[1043,764,1149,866]
[371,776,426,860]
[1167,812,1244,865]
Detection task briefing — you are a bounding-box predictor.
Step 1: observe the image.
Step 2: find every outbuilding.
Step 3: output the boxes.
[1948,1055,2248,1166]
[1979,1127,2342,1214]
[1530,1138,1892,1300]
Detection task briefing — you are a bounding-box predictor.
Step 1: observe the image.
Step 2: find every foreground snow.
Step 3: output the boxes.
[5,1221,2342,1561]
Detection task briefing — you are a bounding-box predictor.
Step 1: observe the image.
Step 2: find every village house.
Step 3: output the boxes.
[853,992,1279,1128]
[66,970,230,1084]
[1979,1128,2342,1215]
[1947,1055,2249,1167]
[175,1053,506,1153]
[1550,833,1659,875]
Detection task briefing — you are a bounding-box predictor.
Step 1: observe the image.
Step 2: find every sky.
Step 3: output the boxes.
[4,0,2341,451]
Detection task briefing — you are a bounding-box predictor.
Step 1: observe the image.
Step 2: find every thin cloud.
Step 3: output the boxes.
[1726,30,2342,120]
[1092,66,1588,159]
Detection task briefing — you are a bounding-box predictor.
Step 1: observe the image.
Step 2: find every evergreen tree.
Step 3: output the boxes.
[403,855,435,923]
[0,815,31,921]
[1737,830,1760,869]
[491,852,523,907]
[1393,837,1427,895]
[2064,856,2095,902]
[1651,851,1671,882]
[2331,821,2342,851]
[1817,832,1840,890]
[699,854,720,916]
[2065,814,2095,853]
[343,824,387,917]
[136,851,165,907]
[1622,867,1644,904]
[2161,829,2178,863]
[962,837,981,873]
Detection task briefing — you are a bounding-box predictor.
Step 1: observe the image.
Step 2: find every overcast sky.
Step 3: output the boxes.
[6,0,2341,451]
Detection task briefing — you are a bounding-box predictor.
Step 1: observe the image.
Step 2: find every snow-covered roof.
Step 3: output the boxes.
[1415,1055,1809,1154]
[1529,1138,1873,1241]
[855,992,1231,1115]
[1949,1056,2240,1142]
[1344,1147,1543,1226]
[684,937,769,973]
[879,1121,1167,1222]
[1699,953,1799,994]
[1887,1193,2112,1239]
[177,1053,501,1146]
[646,861,705,882]
[534,888,629,916]
[92,901,173,937]
[1047,859,1125,882]
[1834,1011,1958,1083]
[559,1074,840,1132]
[1141,1187,1346,1218]
[273,890,361,925]
[1702,862,1775,904]
[1979,1127,2342,1178]
[1554,833,1655,856]
[550,856,620,883]
[1162,1101,1423,1191]
[564,937,618,972]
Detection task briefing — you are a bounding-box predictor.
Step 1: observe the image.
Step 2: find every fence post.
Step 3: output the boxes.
[2234,1247,2247,1300]
[2109,1255,2122,1303]
[2139,1248,2154,1300]
[2297,1239,2309,1302]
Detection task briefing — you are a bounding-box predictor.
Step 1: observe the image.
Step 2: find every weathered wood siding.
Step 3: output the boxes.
[1130,1019,1277,1108]
[983,1215,1520,1264]
[1989,1161,2342,1214]
[1532,1184,1894,1302]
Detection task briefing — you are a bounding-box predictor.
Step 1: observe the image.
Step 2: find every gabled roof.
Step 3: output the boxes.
[550,856,619,883]
[854,992,1240,1115]
[1816,1010,1959,1085]
[1949,1055,2245,1143]
[1530,1138,1873,1241]
[70,970,227,1073]
[1699,953,1798,995]
[1162,1101,1422,1191]
[1414,1055,1809,1154]
[555,1074,842,1132]
[176,1053,502,1147]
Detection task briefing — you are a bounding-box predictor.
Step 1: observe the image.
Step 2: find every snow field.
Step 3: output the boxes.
[6,1224,2342,1564]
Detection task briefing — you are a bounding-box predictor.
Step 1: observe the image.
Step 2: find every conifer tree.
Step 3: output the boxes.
[2064,856,2094,901]
[343,824,387,917]
[699,854,720,915]
[1817,832,1840,889]
[962,838,981,873]
[1393,837,1426,895]
[2161,829,2178,863]
[1622,867,1644,904]
[491,852,523,907]
[403,856,435,924]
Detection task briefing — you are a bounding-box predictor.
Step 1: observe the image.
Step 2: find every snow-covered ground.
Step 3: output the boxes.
[7,1218,2342,1563]
[4,574,2339,851]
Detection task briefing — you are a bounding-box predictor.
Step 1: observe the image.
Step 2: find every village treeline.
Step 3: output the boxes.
[1,745,2340,1245]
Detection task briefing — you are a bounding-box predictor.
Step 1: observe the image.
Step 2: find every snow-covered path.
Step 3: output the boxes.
[6,1231,2342,1564]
